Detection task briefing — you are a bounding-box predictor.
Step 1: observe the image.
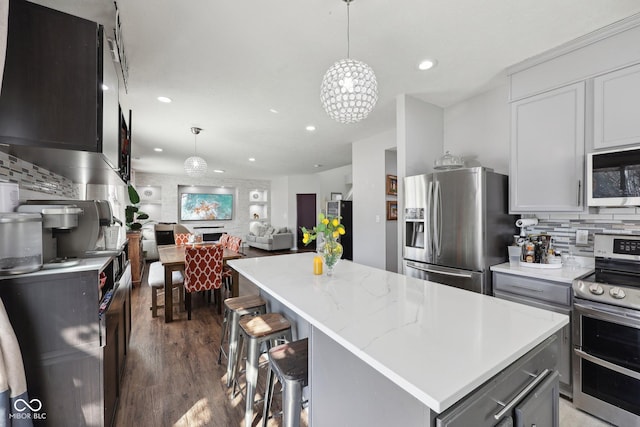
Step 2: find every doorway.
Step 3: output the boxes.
[296,193,316,250]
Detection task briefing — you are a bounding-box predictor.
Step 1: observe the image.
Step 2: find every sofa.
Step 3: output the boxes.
[245,222,294,251]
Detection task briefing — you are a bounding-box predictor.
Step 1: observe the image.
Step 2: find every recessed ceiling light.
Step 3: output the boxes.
[418,59,437,71]
[153,148,163,152]
[101,84,109,91]
[248,157,256,162]
[157,96,172,103]
[269,108,279,114]
[213,169,225,173]
[306,125,316,132]
[314,164,322,168]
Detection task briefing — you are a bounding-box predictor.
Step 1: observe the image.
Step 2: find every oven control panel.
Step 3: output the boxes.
[613,238,640,256]
[594,233,640,260]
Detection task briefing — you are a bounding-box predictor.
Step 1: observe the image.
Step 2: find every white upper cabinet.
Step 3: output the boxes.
[593,63,640,150]
[510,82,585,212]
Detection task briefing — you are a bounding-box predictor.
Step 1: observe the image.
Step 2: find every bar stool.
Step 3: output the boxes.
[262,338,309,427]
[217,295,267,387]
[234,313,292,427]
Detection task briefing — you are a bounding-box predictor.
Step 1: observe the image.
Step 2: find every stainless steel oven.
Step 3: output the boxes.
[572,233,640,426]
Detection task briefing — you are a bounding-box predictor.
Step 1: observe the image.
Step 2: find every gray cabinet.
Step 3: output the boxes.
[593,63,640,150]
[509,82,585,212]
[493,272,573,398]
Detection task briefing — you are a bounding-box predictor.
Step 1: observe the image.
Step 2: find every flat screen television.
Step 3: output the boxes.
[179,193,234,221]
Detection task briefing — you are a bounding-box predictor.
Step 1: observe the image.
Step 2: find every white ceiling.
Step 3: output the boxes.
[29,0,640,180]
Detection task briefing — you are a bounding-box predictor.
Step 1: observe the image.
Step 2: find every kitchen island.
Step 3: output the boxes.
[228,253,569,425]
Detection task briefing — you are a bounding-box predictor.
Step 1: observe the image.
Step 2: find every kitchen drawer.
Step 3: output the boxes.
[494,273,571,307]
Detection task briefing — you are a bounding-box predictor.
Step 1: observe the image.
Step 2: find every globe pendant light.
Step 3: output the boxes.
[320,0,378,124]
[184,127,207,177]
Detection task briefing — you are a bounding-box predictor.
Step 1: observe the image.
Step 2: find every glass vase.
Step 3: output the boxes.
[322,236,343,276]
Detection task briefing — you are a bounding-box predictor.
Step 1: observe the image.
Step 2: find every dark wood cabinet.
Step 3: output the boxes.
[0,0,132,185]
[103,263,131,427]
[119,107,132,183]
[0,0,102,151]
[0,257,132,426]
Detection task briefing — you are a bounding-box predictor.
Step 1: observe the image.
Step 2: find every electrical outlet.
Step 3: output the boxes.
[576,229,589,246]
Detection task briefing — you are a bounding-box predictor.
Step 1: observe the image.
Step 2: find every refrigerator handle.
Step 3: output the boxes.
[433,180,442,257]
[426,181,433,259]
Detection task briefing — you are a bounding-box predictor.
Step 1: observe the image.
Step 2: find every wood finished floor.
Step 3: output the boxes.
[115,249,310,427]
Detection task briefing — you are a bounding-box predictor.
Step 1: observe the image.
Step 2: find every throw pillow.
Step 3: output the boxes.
[256,223,267,237]
[278,227,288,234]
[266,226,276,236]
[249,221,262,236]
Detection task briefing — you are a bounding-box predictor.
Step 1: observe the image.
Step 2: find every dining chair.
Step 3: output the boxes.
[219,233,230,247]
[174,224,191,234]
[154,223,175,246]
[221,236,242,292]
[174,233,192,246]
[183,245,224,320]
[227,235,242,252]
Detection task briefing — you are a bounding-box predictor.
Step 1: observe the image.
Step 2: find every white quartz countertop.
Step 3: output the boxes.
[228,253,568,413]
[491,261,594,283]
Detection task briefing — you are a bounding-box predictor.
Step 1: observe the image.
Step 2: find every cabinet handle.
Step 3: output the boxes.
[493,369,550,420]
[577,180,581,206]
[509,284,543,293]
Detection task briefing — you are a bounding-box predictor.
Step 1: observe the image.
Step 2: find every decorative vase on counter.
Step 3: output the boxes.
[322,236,343,276]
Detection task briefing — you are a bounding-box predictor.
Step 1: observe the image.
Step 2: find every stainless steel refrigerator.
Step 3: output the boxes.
[403,167,517,294]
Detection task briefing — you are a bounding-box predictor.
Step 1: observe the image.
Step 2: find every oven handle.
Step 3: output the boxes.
[574,300,640,324]
[574,348,640,381]
[493,369,550,420]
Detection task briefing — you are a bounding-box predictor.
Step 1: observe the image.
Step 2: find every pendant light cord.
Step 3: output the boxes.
[346,1,350,58]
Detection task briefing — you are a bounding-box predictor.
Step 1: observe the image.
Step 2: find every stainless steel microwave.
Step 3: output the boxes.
[587,146,640,206]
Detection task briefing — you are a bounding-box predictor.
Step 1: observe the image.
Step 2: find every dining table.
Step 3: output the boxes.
[158,243,243,322]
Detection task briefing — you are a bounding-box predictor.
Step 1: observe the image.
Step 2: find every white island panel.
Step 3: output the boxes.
[229,253,568,414]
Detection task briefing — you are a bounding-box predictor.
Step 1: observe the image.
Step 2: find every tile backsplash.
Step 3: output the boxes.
[524,214,640,257]
[0,151,79,199]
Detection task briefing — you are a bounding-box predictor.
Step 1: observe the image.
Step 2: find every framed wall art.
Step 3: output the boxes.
[386,201,398,221]
[386,175,397,196]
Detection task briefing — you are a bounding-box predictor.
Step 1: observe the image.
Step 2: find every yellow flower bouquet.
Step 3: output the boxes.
[301,213,346,275]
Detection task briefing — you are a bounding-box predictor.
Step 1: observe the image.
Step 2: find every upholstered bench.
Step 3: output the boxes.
[148,261,184,317]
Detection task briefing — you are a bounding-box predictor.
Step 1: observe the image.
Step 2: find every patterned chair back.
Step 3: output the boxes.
[227,236,242,252]
[175,233,192,246]
[184,245,224,292]
[219,233,230,248]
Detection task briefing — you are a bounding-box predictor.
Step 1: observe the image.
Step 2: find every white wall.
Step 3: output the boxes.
[396,94,444,179]
[385,150,398,272]
[270,175,289,228]
[352,129,396,268]
[444,83,510,174]
[317,164,352,205]
[133,172,269,239]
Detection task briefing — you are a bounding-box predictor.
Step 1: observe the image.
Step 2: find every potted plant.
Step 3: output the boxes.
[125,184,149,231]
